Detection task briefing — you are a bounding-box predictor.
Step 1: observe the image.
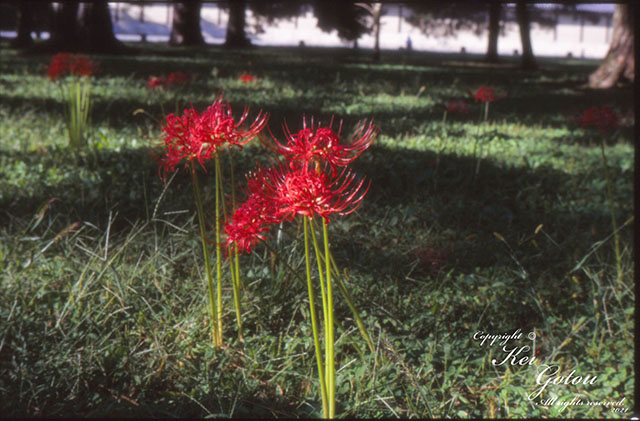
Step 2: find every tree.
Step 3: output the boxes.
[515,1,536,70]
[406,3,487,39]
[11,1,35,48]
[249,0,306,34]
[589,4,634,88]
[77,2,127,53]
[485,2,501,62]
[26,1,127,54]
[355,3,383,62]
[226,0,251,47]
[313,0,369,43]
[170,1,205,46]
[46,1,79,49]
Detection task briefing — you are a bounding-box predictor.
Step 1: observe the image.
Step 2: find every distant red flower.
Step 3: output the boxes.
[168,71,189,85]
[159,96,268,173]
[147,75,167,89]
[48,53,96,80]
[267,165,370,223]
[474,86,495,103]
[69,56,95,77]
[147,72,189,90]
[446,99,469,114]
[274,117,377,174]
[239,74,256,83]
[48,53,71,80]
[415,246,449,273]
[579,106,618,135]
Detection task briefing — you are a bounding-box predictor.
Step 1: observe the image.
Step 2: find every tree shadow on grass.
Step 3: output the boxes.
[1,140,621,287]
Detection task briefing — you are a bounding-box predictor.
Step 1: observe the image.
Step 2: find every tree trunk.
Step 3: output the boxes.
[11,1,35,48]
[485,2,500,62]
[169,1,205,46]
[225,0,251,48]
[589,4,634,88]
[371,3,382,62]
[26,1,128,54]
[77,1,127,53]
[515,1,536,70]
[48,1,79,49]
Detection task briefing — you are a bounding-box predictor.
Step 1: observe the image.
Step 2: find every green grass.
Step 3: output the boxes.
[0,42,634,418]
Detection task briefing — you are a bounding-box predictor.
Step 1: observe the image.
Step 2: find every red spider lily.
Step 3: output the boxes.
[273,117,377,174]
[69,56,95,77]
[48,53,71,80]
[474,86,495,103]
[224,168,281,254]
[168,71,189,85]
[446,99,469,114]
[148,72,189,90]
[147,76,167,89]
[239,74,256,83]
[579,106,618,135]
[415,246,449,273]
[159,96,268,174]
[267,165,370,223]
[48,53,96,80]
[224,196,273,254]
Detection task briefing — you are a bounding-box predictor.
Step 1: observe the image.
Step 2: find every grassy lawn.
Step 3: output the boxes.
[0,43,634,418]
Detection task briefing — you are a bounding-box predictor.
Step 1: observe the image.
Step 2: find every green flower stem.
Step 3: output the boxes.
[322,221,335,418]
[329,256,375,353]
[70,77,90,150]
[473,118,484,182]
[228,246,243,341]
[214,156,224,345]
[215,153,243,341]
[234,249,241,291]
[309,218,329,332]
[73,79,79,147]
[228,150,244,292]
[441,110,448,144]
[304,217,329,418]
[191,161,220,347]
[475,132,483,178]
[309,218,374,353]
[599,140,622,281]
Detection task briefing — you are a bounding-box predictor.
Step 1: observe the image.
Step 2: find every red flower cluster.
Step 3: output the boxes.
[223,167,280,254]
[415,246,449,274]
[446,99,469,114]
[159,96,268,173]
[147,71,190,90]
[224,117,377,254]
[48,53,96,80]
[275,118,377,174]
[579,106,618,135]
[474,86,495,103]
[266,166,369,223]
[239,74,256,83]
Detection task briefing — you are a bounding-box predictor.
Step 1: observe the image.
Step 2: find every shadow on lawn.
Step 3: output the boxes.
[1,140,613,283]
[1,81,633,143]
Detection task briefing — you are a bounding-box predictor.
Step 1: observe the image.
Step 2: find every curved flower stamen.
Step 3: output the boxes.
[224,166,279,254]
[159,95,268,175]
[267,165,370,223]
[273,117,377,174]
